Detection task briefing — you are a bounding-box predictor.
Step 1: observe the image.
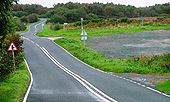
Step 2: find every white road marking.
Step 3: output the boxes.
[40,47,118,102]
[23,59,33,102]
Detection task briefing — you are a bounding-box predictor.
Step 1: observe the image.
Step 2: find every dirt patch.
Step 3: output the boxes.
[114,73,170,87]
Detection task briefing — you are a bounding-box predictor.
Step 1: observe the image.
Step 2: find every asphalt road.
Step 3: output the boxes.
[22,20,170,102]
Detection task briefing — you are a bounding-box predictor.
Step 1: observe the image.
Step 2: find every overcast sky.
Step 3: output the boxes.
[19,0,170,8]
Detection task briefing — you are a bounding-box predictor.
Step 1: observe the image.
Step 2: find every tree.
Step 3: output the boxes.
[49,14,66,24]
[13,4,48,15]
[64,9,87,23]
[0,0,15,41]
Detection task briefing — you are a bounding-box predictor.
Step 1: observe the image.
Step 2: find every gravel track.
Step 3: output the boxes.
[88,29,170,58]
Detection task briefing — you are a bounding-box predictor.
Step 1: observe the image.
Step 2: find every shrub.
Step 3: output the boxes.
[87,13,99,20]
[0,34,23,79]
[51,23,62,30]
[108,18,117,22]
[21,16,29,23]
[49,15,66,24]
[119,17,131,23]
[27,13,39,23]
[91,19,102,23]
[161,61,170,72]
[14,18,27,31]
[13,11,28,17]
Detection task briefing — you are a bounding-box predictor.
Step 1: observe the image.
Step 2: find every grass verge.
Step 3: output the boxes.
[0,61,30,102]
[37,23,170,38]
[156,80,170,94]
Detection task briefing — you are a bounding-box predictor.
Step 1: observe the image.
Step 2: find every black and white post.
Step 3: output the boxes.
[81,18,87,47]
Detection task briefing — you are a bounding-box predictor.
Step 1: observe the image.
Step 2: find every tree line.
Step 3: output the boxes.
[45,2,170,23]
[12,2,170,24]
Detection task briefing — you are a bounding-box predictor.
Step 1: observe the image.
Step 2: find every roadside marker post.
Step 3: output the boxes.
[7,41,18,70]
[81,29,87,47]
[80,18,87,47]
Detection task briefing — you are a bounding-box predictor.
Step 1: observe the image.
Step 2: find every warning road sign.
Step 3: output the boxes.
[7,41,18,52]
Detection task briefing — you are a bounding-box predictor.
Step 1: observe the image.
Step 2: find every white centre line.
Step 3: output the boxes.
[40,47,118,102]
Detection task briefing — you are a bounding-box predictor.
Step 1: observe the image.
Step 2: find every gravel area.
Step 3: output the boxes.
[87,29,170,58]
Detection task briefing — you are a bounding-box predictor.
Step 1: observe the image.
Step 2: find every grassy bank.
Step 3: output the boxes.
[156,80,170,94]
[0,61,30,102]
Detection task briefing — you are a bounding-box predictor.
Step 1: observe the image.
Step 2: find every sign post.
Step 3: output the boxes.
[80,18,87,47]
[7,41,18,70]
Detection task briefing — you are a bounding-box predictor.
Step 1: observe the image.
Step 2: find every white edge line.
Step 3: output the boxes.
[23,59,33,102]
[52,40,170,98]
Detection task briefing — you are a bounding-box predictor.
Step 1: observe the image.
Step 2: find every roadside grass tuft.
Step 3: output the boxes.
[156,80,170,94]
[0,61,30,102]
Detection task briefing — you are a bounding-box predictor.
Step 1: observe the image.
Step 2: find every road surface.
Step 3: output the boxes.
[22,20,170,102]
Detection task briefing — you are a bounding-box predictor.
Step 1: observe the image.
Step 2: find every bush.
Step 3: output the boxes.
[108,18,117,22]
[91,19,103,23]
[0,34,23,79]
[49,15,66,24]
[87,13,99,20]
[21,16,29,23]
[14,18,27,31]
[51,23,62,30]
[20,14,39,23]
[13,11,28,17]
[27,13,39,23]
[119,17,130,23]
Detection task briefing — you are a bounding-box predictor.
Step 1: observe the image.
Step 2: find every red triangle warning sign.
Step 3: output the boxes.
[7,41,18,52]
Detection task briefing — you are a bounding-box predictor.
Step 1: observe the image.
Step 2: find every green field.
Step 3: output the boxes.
[0,61,30,102]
